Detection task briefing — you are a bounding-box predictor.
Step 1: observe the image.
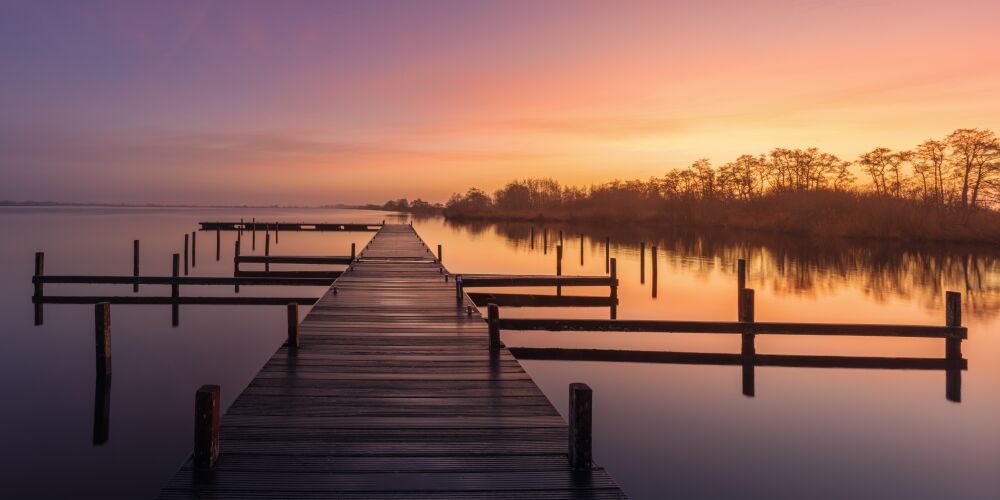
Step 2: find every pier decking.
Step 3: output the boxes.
[158,224,625,499]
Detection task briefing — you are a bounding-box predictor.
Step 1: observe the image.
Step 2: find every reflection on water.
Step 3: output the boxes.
[0,208,998,499]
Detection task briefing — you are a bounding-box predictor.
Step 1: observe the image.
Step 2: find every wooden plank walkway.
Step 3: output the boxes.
[159,224,625,499]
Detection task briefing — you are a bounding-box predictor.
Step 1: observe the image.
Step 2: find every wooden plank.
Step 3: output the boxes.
[159,224,624,499]
[460,275,615,287]
[237,255,353,265]
[35,275,333,286]
[469,292,616,308]
[35,296,318,305]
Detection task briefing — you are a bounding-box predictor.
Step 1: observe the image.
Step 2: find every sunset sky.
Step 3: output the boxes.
[2,0,998,205]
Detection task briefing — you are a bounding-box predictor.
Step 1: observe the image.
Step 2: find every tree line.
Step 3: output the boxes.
[445,128,1000,212]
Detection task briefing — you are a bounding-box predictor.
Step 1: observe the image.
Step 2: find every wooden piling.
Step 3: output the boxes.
[610,257,618,319]
[194,385,221,470]
[437,244,442,263]
[651,246,658,298]
[455,276,464,304]
[34,252,44,325]
[233,240,240,293]
[559,230,564,246]
[740,288,755,396]
[640,242,645,284]
[543,229,548,254]
[95,302,111,380]
[945,291,962,402]
[275,223,279,244]
[171,254,180,326]
[93,372,111,446]
[191,231,196,268]
[556,245,563,297]
[568,383,593,470]
[184,234,189,276]
[579,233,584,266]
[287,303,299,348]
[351,243,356,260]
[737,258,747,315]
[265,233,270,272]
[216,228,221,261]
[488,303,500,353]
[252,217,256,250]
[133,240,140,292]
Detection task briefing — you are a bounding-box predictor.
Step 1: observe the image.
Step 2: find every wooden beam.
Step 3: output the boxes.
[468,292,616,308]
[34,296,319,305]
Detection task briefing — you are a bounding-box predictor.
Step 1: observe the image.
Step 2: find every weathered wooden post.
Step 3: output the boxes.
[171,254,180,326]
[287,303,299,348]
[34,251,44,325]
[194,384,221,470]
[133,239,140,292]
[737,258,747,316]
[215,227,221,261]
[437,244,442,263]
[264,232,270,272]
[351,243,356,260]
[640,241,645,284]
[488,303,500,354]
[93,370,111,446]
[455,275,464,304]
[945,291,962,402]
[556,244,563,296]
[184,233,189,276]
[233,240,241,293]
[604,236,610,273]
[579,233,584,265]
[95,302,112,380]
[651,245,658,298]
[275,223,279,244]
[191,231,197,268]
[740,288,755,397]
[568,383,593,470]
[252,217,256,250]
[609,258,618,319]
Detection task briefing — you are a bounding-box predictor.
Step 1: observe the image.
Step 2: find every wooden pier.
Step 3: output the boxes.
[158,224,626,499]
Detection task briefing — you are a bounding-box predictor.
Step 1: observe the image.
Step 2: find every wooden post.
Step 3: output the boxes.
[171,254,180,326]
[194,385,221,470]
[275,223,279,244]
[215,228,221,261]
[455,276,464,304]
[945,291,962,402]
[133,240,140,292]
[437,244,442,263]
[351,243,356,260]
[488,303,500,353]
[559,230,564,246]
[579,233,584,266]
[34,252,44,325]
[239,218,244,238]
[651,245,658,298]
[233,240,241,293]
[556,245,563,296]
[191,231,196,268]
[252,217,256,250]
[95,302,111,380]
[737,258,746,317]
[740,288,755,397]
[93,370,111,446]
[568,383,593,470]
[543,229,548,254]
[183,234,189,276]
[610,257,618,319]
[604,236,610,273]
[640,242,645,284]
[264,233,270,272]
[287,303,299,348]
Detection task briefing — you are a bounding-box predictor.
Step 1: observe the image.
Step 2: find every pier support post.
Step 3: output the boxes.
[171,254,180,326]
[265,233,270,272]
[609,258,618,319]
[287,303,299,349]
[95,302,112,380]
[351,243,356,261]
[737,258,747,315]
[568,383,593,470]
[579,233,584,265]
[488,303,500,354]
[194,385,221,470]
[275,223,279,244]
[437,244,442,263]
[233,240,240,293]
[556,244,563,296]
[455,276,464,305]
[252,217,256,250]
[133,240,140,292]
[945,291,962,402]
[543,229,548,254]
[216,228,221,261]
[34,251,44,325]
[651,246,658,299]
[191,231,196,268]
[740,288,756,397]
[184,234,189,276]
[640,242,645,284]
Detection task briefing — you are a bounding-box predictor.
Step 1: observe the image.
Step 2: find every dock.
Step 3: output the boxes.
[158,224,626,499]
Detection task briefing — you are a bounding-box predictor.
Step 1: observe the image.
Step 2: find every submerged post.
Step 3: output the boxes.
[568,383,593,470]
[34,252,44,325]
[95,302,111,380]
[287,303,299,348]
[945,291,962,402]
[194,385,221,470]
[610,257,618,319]
[488,303,500,353]
[133,239,140,292]
[740,288,756,397]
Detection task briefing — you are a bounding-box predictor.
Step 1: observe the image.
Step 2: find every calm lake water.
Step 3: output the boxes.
[1,207,998,499]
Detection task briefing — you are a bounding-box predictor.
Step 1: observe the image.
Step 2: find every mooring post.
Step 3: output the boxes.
[351,243,356,260]
[93,369,111,446]
[264,232,270,272]
[604,236,610,273]
[287,303,299,349]
[191,231,196,268]
[455,275,464,305]
[556,244,563,296]
[183,233,189,276]
[133,239,140,292]
[488,303,500,353]
[94,302,112,380]
[945,291,962,402]
[194,384,221,470]
[610,257,618,319]
[568,383,593,470]
[215,227,221,261]
[33,251,44,325]
[437,244,442,263]
[171,254,180,326]
[739,288,755,397]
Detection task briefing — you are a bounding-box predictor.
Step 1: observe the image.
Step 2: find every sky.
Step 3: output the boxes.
[1,0,998,205]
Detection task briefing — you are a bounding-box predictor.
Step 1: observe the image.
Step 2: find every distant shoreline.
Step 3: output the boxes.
[0,201,383,210]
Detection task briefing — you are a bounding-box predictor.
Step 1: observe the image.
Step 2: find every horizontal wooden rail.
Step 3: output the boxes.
[234,270,343,279]
[34,275,333,286]
[33,296,318,305]
[469,292,616,308]
[508,347,968,370]
[495,318,967,339]
[200,222,380,231]
[235,255,353,265]
[460,274,616,287]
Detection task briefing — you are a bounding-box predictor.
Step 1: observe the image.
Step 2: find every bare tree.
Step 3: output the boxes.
[948,128,998,208]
